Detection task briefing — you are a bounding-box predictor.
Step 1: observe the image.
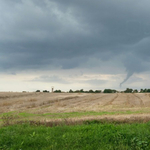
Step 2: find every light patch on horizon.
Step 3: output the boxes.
[0,70,149,92]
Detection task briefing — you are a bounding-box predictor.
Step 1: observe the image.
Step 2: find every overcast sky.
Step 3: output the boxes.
[0,0,150,92]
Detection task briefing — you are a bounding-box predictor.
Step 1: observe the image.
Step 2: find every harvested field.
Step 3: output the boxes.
[0,92,150,123]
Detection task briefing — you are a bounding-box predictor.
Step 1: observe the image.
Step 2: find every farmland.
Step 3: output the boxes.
[1,92,150,150]
[0,92,150,122]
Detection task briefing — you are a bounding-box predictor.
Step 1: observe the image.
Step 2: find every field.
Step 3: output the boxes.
[1,92,150,149]
[0,92,150,123]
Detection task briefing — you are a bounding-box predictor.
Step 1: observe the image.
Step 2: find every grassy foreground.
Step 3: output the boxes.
[1,109,150,123]
[1,121,150,150]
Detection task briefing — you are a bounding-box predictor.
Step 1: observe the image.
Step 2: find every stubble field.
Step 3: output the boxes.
[1,92,150,123]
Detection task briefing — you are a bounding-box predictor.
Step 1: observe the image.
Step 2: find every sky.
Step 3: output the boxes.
[0,0,150,92]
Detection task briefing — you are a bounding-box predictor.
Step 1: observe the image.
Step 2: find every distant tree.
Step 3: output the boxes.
[80,89,84,93]
[133,89,138,93]
[103,89,111,93]
[54,90,61,93]
[147,89,150,93]
[112,90,117,93]
[103,89,116,93]
[72,89,102,93]
[36,90,40,92]
[75,90,80,93]
[89,89,94,93]
[124,88,133,93]
[95,90,102,93]
[143,89,147,93]
[140,89,144,93]
[43,90,49,93]
[69,89,73,93]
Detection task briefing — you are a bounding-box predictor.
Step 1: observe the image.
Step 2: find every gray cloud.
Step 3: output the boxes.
[31,75,69,84]
[0,0,150,87]
[85,79,107,85]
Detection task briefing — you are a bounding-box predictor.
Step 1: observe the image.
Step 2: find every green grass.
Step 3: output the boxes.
[0,110,150,127]
[0,109,150,122]
[0,121,150,150]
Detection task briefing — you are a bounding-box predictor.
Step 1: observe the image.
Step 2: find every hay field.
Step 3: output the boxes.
[1,92,150,114]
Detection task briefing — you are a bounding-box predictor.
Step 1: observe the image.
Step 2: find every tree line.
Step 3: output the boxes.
[35,88,150,93]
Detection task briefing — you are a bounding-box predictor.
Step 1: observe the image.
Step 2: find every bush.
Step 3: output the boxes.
[103,89,117,93]
[36,90,40,92]
[54,90,61,93]
[43,90,49,93]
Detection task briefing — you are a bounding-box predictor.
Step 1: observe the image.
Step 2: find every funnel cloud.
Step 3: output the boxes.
[120,71,134,87]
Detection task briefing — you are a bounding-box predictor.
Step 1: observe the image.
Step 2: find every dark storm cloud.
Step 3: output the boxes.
[0,0,150,85]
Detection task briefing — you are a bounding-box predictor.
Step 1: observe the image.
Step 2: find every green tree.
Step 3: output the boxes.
[89,89,94,93]
[103,89,116,93]
[43,90,49,93]
[36,90,40,92]
[133,89,138,93]
[80,89,84,93]
[54,90,61,93]
[140,89,144,93]
[124,88,133,93]
[147,89,150,93]
[95,90,102,93]
[69,89,73,93]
